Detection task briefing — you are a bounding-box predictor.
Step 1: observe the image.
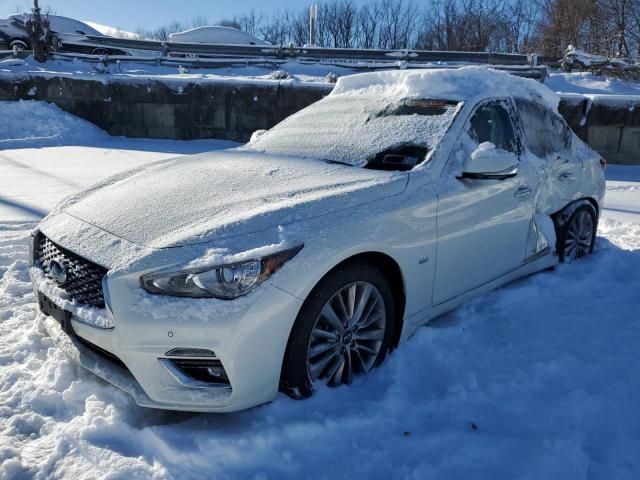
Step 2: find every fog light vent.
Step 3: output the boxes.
[158,356,231,390]
[171,358,229,384]
[165,348,217,357]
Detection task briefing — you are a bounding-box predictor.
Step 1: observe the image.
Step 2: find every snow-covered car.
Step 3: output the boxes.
[168,26,269,45]
[29,67,606,412]
[0,14,127,55]
[0,15,30,51]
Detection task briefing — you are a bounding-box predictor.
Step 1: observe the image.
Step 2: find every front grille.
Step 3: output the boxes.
[35,234,108,308]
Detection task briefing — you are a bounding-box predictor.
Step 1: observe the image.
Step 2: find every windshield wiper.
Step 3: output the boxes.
[324,159,353,167]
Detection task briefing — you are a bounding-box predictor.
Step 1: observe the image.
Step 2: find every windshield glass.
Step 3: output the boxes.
[245,94,461,169]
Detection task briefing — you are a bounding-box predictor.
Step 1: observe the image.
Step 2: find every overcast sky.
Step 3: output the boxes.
[1,0,315,32]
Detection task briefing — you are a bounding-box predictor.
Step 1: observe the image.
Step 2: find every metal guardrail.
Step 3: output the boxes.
[0,34,553,82]
[0,49,549,82]
[56,33,541,66]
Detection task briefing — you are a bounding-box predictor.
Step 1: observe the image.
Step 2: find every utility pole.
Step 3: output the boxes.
[309,4,318,46]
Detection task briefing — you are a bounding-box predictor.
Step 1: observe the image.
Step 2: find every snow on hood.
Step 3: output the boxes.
[333,67,560,112]
[58,150,405,249]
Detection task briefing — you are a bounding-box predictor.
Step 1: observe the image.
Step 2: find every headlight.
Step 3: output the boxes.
[139,245,303,300]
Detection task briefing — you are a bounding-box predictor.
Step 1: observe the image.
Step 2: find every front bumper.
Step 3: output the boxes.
[31,266,304,412]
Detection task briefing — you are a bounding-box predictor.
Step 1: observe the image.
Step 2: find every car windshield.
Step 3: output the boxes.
[246,94,461,169]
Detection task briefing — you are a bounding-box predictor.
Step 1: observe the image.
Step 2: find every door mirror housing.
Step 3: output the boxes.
[462,142,518,180]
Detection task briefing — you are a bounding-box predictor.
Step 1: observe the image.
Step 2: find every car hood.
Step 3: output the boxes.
[60,150,406,248]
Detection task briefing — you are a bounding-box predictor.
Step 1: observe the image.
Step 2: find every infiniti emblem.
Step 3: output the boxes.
[48,260,68,285]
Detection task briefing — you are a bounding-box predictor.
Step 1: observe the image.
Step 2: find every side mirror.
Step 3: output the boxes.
[462,142,518,180]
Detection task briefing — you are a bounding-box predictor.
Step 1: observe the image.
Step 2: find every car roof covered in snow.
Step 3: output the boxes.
[331,67,560,111]
[169,26,269,45]
[10,13,103,36]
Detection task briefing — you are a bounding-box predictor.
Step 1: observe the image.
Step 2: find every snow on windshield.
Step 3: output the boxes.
[247,93,461,167]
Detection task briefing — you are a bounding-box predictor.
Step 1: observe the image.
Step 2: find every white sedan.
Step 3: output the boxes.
[168,26,269,46]
[30,68,606,412]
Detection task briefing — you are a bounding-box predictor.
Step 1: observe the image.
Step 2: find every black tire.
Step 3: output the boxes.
[556,203,597,262]
[281,262,396,399]
[91,48,110,56]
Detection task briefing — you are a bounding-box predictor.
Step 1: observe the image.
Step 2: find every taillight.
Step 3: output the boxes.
[599,157,607,170]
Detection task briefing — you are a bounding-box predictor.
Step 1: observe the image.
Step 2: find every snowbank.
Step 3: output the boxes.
[0,100,107,149]
[0,100,238,223]
[546,72,640,96]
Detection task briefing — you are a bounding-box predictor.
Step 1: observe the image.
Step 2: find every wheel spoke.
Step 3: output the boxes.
[333,292,349,325]
[321,304,345,334]
[309,340,338,358]
[313,328,340,341]
[349,284,372,329]
[351,346,369,373]
[347,284,357,319]
[327,354,345,385]
[309,349,340,380]
[353,328,385,341]
[357,309,383,331]
[344,349,354,384]
[355,342,377,356]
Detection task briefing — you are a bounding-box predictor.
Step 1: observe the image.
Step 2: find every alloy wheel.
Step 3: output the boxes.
[306,281,386,387]
[564,209,594,261]
[10,40,27,51]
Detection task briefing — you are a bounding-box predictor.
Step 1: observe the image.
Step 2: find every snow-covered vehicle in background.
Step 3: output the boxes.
[168,26,269,45]
[0,14,128,55]
[561,45,631,72]
[0,14,32,51]
[30,67,605,412]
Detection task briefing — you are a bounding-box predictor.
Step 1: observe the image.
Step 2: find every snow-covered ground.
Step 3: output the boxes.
[546,71,640,96]
[0,101,236,222]
[1,102,639,479]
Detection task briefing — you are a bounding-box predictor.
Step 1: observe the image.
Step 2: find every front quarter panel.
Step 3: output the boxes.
[270,177,440,331]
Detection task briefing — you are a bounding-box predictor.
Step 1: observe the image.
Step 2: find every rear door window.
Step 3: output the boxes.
[516,99,570,157]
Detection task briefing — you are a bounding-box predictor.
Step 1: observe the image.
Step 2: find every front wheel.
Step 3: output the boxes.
[9,39,28,51]
[557,204,597,262]
[281,263,396,399]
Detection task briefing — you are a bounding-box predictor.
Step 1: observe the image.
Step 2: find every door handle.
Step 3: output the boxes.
[514,186,532,198]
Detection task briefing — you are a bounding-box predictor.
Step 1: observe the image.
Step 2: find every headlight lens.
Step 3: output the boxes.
[139,245,303,300]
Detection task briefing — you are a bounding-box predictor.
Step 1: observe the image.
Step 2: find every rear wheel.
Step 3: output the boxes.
[90,47,110,56]
[281,263,396,398]
[557,204,597,262]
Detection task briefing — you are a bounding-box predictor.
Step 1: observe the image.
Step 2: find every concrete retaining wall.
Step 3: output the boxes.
[0,74,332,142]
[559,94,640,165]
[1,74,639,164]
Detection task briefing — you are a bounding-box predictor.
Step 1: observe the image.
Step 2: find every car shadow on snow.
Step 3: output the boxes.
[0,194,48,219]
[0,136,239,155]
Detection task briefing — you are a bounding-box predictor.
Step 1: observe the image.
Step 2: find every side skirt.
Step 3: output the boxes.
[401,251,558,341]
